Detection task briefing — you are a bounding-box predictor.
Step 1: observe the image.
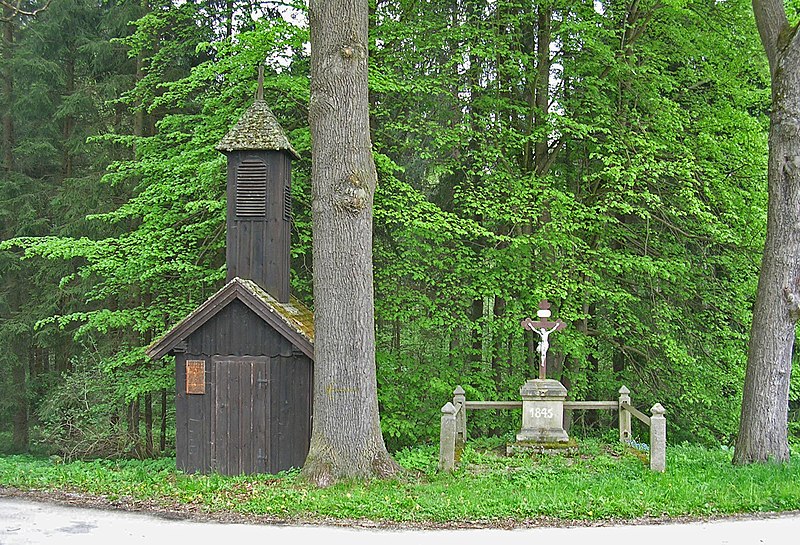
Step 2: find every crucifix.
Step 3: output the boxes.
[521,299,566,380]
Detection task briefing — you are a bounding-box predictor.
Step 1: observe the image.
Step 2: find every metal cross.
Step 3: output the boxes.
[521,299,566,380]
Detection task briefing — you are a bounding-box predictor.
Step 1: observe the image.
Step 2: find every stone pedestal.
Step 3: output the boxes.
[516,379,569,443]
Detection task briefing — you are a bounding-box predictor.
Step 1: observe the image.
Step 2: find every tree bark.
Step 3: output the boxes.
[160,388,167,453]
[2,9,13,173]
[144,391,154,457]
[62,49,75,179]
[734,0,796,464]
[534,2,551,176]
[301,0,400,486]
[11,347,29,452]
[128,397,141,457]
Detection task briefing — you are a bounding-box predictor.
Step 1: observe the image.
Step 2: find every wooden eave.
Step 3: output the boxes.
[146,277,314,361]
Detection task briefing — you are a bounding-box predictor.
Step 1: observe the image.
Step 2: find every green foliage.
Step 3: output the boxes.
[369,0,770,448]
[35,363,138,461]
[2,440,800,522]
[0,0,146,452]
[2,1,311,453]
[0,0,789,460]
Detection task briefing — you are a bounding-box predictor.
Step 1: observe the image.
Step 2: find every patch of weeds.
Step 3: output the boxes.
[394,444,438,474]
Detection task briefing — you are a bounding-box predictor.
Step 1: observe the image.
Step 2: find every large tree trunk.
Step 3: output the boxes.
[301,0,400,486]
[734,0,797,464]
[533,2,551,177]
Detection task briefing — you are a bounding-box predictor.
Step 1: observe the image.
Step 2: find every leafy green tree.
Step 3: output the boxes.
[734,0,799,464]
[0,0,144,452]
[369,0,769,448]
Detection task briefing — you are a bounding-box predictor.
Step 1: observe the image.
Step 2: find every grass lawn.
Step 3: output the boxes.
[1,438,799,526]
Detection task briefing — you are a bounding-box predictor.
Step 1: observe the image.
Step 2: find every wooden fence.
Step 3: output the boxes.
[439,385,666,473]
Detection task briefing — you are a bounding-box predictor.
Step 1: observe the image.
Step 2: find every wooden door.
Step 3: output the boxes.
[212,357,270,475]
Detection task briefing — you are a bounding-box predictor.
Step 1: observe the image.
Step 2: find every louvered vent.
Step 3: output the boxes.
[283,184,292,221]
[236,159,267,218]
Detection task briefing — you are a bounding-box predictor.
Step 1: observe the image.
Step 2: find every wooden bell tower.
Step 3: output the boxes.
[147,68,313,476]
[215,67,300,303]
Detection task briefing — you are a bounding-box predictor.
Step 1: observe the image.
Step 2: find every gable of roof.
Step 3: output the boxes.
[146,277,314,361]
[215,100,301,159]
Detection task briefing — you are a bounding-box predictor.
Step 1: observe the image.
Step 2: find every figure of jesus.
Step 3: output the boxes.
[532,321,564,378]
[520,300,566,379]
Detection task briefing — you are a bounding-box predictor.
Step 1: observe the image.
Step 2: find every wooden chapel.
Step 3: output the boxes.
[146,73,314,475]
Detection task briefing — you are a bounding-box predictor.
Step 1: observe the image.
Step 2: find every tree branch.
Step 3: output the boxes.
[598,0,663,80]
[751,0,788,75]
[0,0,51,21]
[650,212,715,243]
[585,328,653,362]
[535,139,564,176]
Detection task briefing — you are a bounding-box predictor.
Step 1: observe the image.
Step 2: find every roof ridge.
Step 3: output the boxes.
[145,277,313,360]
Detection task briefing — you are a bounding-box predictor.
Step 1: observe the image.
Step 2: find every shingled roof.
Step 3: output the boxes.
[216,99,300,159]
[146,277,314,361]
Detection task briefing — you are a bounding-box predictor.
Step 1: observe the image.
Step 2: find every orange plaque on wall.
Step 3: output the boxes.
[186,360,206,394]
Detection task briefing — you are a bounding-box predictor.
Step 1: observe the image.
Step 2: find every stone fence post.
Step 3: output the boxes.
[453,386,466,450]
[618,386,631,443]
[439,402,457,472]
[650,403,666,472]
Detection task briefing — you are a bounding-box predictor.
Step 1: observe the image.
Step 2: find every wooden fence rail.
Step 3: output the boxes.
[440,385,666,473]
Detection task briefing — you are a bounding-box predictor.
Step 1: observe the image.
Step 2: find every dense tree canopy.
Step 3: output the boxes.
[0,0,796,460]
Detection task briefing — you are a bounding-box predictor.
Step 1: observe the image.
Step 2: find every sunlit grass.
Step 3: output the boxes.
[1,438,798,524]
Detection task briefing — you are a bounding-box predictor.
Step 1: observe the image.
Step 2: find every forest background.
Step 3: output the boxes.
[1,0,795,460]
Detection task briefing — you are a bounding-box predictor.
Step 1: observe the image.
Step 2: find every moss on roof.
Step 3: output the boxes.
[216,100,300,159]
[238,278,315,343]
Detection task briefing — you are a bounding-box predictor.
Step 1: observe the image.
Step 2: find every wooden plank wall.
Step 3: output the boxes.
[175,353,214,473]
[188,299,293,357]
[270,354,313,473]
[213,357,271,475]
[176,304,313,475]
[209,355,311,475]
[226,150,291,302]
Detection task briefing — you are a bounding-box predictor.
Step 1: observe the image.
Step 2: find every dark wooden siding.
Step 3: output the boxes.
[225,150,291,302]
[175,353,188,471]
[212,357,271,475]
[176,301,312,475]
[185,299,293,357]
[175,353,214,474]
[270,354,313,472]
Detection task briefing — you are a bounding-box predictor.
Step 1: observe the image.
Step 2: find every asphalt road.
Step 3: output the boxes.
[1,496,799,545]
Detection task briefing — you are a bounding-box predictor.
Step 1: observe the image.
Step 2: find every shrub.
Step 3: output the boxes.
[35,365,141,461]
